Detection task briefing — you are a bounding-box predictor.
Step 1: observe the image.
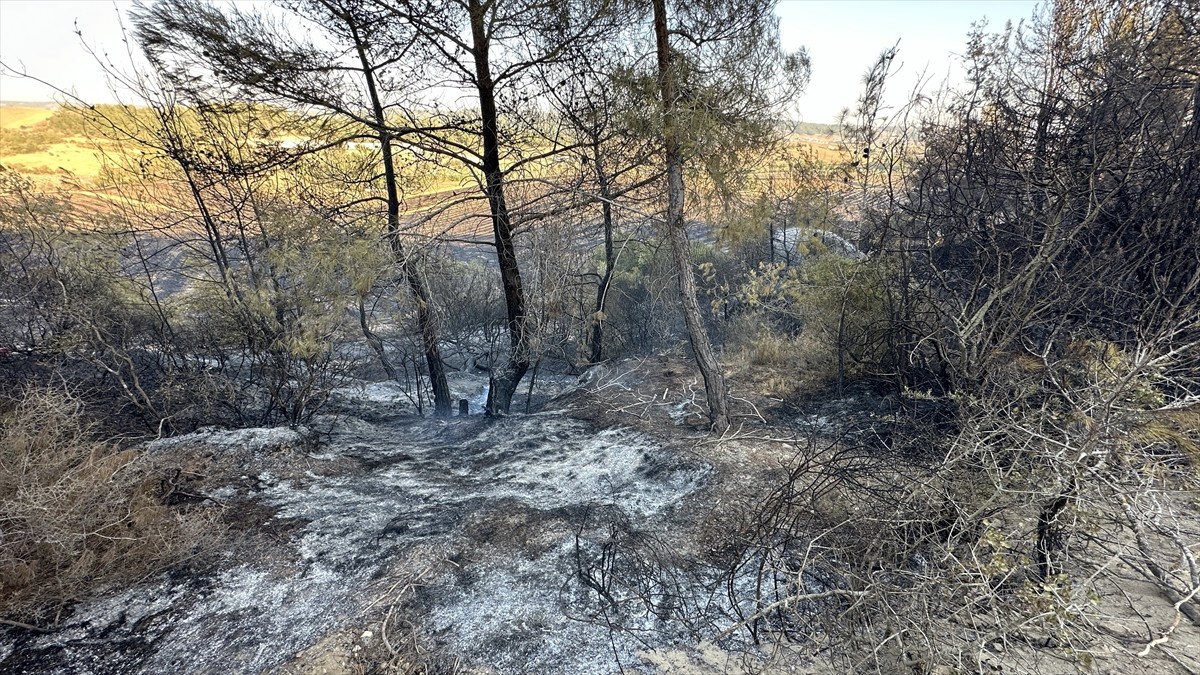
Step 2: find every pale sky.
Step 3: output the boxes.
[0,0,1038,123]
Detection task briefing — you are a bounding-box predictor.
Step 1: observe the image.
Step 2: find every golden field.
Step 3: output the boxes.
[0,105,55,130]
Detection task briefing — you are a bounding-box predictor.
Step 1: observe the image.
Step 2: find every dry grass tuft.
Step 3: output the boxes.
[0,387,219,623]
[726,318,838,397]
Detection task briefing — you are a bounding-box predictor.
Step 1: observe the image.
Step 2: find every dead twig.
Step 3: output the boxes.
[0,618,50,632]
[714,589,869,642]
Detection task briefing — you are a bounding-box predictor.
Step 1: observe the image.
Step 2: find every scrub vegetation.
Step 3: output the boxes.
[0,0,1197,672]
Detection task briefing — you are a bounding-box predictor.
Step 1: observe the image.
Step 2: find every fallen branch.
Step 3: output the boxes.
[0,618,50,632]
[714,588,869,642]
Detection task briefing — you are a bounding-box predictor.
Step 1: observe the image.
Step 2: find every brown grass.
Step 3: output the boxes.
[726,318,838,398]
[788,133,846,164]
[0,388,219,623]
[0,141,105,178]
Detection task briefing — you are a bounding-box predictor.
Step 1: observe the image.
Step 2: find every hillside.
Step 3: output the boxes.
[0,104,56,129]
[0,103,851,236]
[0,104,104,177]
[2,2,1197,672]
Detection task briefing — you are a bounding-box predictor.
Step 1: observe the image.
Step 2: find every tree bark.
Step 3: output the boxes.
[351,21,452,417]
[469,0,531,415]
[588,139,617,365]
[653,0,730,432]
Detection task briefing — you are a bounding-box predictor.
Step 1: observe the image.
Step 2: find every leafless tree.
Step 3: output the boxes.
[737,1,1200,669]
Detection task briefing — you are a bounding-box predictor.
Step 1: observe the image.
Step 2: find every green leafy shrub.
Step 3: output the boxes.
[720,253,893,392]
[173,208,372,426]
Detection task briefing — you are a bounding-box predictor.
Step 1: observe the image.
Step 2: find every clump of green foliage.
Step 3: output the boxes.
[715,248,892,393]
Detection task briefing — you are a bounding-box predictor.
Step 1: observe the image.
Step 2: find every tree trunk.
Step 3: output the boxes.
[469,0,531,415]
[588,139,617,364]
[653,0,730,432]
[352,22,451,417]
[1034,492,1071,581]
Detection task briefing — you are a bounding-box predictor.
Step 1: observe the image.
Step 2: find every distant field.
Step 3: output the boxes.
[0,105,56,129]
[1,140,105,177]
[0,104,852,226]
[796,138,846,164]
[1,105,107,180]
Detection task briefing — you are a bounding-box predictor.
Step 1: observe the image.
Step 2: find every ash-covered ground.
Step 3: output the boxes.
[0,371,755,674]
[9,359,1189,675]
